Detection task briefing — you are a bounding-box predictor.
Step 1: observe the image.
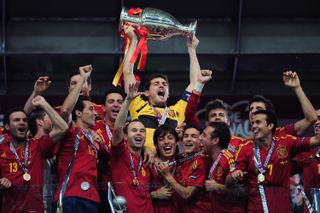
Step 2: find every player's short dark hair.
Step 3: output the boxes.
[72,95,92,121]
[102,87,125,105]
[249,95,275,112]
[205,99,231,121]
[207,122,231,149]
[144,73,169,91]
[3,107,27,133]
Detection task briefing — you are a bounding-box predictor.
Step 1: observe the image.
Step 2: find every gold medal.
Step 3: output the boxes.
[257,173,265,183]
[132,177,139,186]
[23,173,31,181]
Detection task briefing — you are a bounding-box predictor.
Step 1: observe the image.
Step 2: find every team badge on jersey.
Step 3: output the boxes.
[141,167,146,177]
[168,110,175,117]
[216,166,223,177]
[276,145,288,159]
[191,160,198,170]
[1,152,6,158]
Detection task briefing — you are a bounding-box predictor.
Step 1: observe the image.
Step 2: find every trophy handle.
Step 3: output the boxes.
[189,20,197,36]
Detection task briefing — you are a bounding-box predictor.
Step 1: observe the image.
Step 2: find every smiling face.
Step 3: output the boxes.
[5,111,28,142]
[77,100,97,128]
[125,121,146,150]
[182,127,201,154]
[145,77,169,107]
[199,126,216,155]
[104,92,123,123]
[251,113,273,141]
[156,132,177,161]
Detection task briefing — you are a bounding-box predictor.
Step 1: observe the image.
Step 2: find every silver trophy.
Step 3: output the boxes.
[120,7,197,40]
[107,182,127,213]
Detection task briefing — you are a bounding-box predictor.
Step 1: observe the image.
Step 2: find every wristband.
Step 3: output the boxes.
[194,82,204,93]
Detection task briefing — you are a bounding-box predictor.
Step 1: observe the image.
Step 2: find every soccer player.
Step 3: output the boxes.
[202,122,246,212]
[294,109,320,212]
[0,95,68,213]
[110,82,154,213]
[121,25,200,151]
[226,110,320,213]
[184,70,245,155]
[158,125,210,213]
[92,87,125,212]
[248,71,317,137]
[53,65,107,212]
[150,125,178,213]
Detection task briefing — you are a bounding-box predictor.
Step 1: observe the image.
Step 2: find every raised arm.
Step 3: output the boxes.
[32,96,68,144]
[185,69,212,127]
[24,76,51,115]
[113,82,141,146]
[283,70,317,136]
[185,35,201,93]
[60,65,92,125]
[122,25,138,94]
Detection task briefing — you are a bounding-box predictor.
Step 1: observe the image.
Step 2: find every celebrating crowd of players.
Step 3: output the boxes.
[0,25,320,213]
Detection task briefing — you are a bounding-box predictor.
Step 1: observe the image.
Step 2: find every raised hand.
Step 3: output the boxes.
[126,81,143,100]
[79,65,93,81]
[31,95,47,107]
[198,69,213,84]
[187,34,199,50]
[34,76,51,94]
[283,70,300,88]
[123,24,137,41]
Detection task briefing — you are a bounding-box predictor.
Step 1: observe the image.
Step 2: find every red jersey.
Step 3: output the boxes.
[174,154,211,213]
[150,166,177,213]
[228,135,245,154]
[53,125,100,203]
[274,123,296,137]
[295,148,320,197]
[110,140,154,213]
[184,91,201,128]
[93,119,112,192]
[233,135,311,213]
[209,149,246,212]
[0,135,53,213]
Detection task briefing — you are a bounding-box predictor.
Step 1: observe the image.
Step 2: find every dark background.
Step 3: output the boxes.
[0,0,320,123]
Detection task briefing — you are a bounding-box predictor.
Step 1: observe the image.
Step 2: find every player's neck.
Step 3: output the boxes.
[10,137,26,148]
[104,118,114,128]
[149,99,166,107]
[211,147,222,160]
[257,134,273,148]
[159,155,174,162]
[33,128,46,139]
[76,121,91,131]
[128,145,142,157]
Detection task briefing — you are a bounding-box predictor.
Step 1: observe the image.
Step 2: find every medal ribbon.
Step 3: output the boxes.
[57,132,81,212]
[105,124,113,142]
[253,140,276,213]
[151,105,169,126]
[10,141,29,174]
[82,130,98,160]
[253,140,275,174]
[208,150,225,179]
[168,153,200,167]
[129,152,142,182]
